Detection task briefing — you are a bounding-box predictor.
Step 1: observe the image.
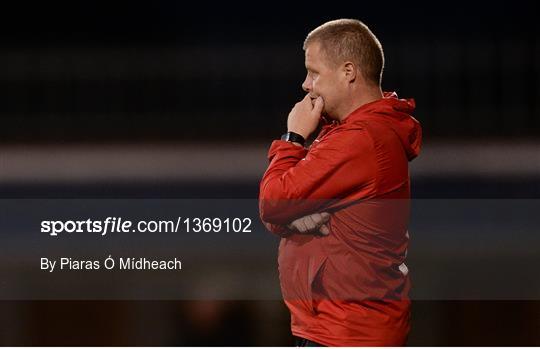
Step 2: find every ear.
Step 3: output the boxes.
[343,61,357,83]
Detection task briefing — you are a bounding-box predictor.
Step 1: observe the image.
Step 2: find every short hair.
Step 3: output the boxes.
[303,19,384,86]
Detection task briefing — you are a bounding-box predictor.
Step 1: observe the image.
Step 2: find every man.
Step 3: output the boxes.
[259,19,422,346]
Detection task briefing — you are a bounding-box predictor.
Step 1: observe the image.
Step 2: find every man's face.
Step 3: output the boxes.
[302,42,345,119]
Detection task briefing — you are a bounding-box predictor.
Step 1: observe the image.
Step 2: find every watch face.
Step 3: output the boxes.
[281,132,304,145]
[281,133,293,142]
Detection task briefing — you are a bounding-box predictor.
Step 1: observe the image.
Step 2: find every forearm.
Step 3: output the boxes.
[259,140,312,224]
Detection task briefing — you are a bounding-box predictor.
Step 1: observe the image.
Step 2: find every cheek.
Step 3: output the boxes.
[312,78,327,95]
[312,78,326,96]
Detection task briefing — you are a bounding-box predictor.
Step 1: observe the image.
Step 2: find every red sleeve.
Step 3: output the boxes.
[259,127,376,225]
[262,221,294,237]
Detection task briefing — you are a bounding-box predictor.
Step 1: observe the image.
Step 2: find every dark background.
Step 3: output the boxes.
[0,0,539,345]
[1,1,538,143]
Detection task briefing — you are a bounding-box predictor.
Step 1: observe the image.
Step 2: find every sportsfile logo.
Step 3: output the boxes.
[40,216,253,236]
[40,217,181,237]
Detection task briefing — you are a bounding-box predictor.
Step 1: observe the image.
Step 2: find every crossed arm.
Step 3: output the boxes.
[259,128,373,237]
[263,211,330,237]
[258,94,373,237]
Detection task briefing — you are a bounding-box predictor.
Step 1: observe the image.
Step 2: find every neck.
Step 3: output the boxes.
[336,85,383,121]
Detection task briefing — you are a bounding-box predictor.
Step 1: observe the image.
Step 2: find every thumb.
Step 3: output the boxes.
[319,225,330,236]
[312,96,324,116]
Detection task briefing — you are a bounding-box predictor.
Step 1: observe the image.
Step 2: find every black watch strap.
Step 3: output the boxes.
[281,131,306,146]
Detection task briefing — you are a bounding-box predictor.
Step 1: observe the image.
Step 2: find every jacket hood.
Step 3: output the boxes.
[347,91,422,161]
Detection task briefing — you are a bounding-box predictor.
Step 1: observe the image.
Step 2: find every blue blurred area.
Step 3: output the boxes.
[1,177,540,198]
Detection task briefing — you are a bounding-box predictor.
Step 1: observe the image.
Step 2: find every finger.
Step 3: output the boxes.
[319,224,330,236]
[287,217,302,231]
[310,212,330,226]
[310,213,327,227]
[297,219,310,233]
[320,212,331,222]
[304,215,318,232]
[309,213,323,226]
[296,215,314,232]
[288,219,304,232]
[312,96,324,115]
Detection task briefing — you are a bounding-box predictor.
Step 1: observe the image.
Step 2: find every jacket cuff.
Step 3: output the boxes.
[262,221,294,238]
[267,140,307,161]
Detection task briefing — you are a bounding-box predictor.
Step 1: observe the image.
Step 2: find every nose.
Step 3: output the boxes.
[302,74,311,93]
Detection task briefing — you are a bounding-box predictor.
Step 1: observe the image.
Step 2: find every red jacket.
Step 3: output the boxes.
[259,92,422,346]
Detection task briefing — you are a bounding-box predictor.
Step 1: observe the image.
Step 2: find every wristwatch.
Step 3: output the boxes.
[281,131,306,146]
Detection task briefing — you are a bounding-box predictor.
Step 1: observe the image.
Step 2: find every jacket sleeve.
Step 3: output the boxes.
[259,127,376,225]
[261,221,294,237]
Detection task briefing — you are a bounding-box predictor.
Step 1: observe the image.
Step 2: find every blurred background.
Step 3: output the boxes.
[0,0,539,345]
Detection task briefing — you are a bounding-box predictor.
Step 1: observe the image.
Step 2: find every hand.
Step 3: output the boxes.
[287,95,324,139]
[287,212,331,236]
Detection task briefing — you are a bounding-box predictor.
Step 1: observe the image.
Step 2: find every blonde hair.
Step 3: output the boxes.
[303,19,384,86]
